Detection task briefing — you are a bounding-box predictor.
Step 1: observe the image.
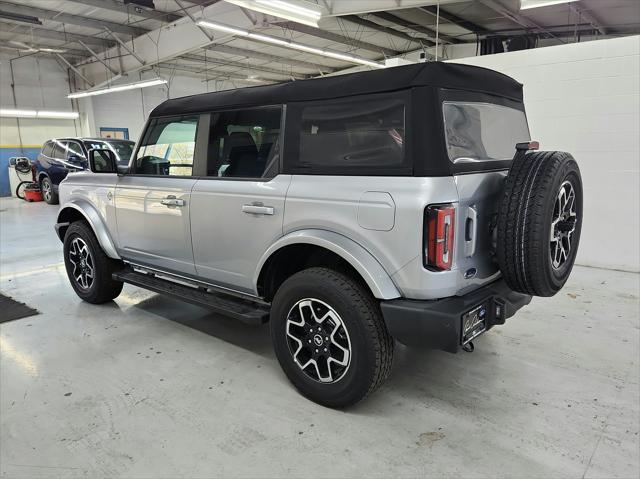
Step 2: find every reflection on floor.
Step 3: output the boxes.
[1,197,639,478]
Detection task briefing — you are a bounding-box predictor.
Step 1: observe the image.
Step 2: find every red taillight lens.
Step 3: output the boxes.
[424,204,456,270]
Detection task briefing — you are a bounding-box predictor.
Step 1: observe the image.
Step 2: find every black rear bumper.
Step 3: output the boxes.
[380,279,532,353]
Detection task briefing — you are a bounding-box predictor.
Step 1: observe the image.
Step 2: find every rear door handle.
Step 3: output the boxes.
[242,203,274,215]
[161,195,185,207]
[464,206,478,257]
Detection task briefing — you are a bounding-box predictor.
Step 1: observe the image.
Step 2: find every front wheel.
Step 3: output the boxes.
[63,222,124,304]
[270,267,394,408]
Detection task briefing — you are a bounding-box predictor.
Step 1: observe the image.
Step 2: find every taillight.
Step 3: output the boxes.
[424,204,456,270]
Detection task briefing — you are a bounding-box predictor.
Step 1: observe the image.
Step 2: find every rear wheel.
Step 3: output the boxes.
[41,176,58,205]
[63,222,123,303]
[270,267,393,408]
[497,150,583,296]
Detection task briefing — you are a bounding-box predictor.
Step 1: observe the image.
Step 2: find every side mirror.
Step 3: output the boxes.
[89,149,117,173]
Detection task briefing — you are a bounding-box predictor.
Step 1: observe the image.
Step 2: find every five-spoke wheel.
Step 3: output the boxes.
[550,180,577,269]
[68,237,95,290]
[285,298,351,384]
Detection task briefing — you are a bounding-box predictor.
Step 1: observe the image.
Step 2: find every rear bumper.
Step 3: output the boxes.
[380,279,532,353]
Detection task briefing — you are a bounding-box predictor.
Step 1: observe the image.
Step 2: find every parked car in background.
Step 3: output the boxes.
[35,137,135,204]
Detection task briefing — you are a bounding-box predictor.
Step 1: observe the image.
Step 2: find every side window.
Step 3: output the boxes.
[207,107,282,179]
[51,140,67,160]
[134,116,198,176]
[66,141,86,160]
[297,95,405,171]
[41,141,54,157]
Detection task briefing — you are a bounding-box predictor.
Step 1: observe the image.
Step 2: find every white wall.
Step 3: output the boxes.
[0,53,80,146]
[89,73,211,141]
[450,36,640,273]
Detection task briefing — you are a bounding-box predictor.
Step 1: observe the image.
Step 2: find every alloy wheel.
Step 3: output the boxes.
[42,179,51,202]
[68,237,94,290]
[285,298,351,383]
[550,180,577,269]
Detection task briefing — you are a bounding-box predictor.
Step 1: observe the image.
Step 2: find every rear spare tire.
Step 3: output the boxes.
[497,150,582,297]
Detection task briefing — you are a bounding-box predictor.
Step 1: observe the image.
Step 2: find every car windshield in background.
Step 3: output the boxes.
[443,102,530,164]
[84,140,134,165]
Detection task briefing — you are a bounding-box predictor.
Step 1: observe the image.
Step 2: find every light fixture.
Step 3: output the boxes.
[37,111,80,119]
[520,0,579,9]
[0,108,37,118]
[67,78,168,99]
[0,108,79,119]
[197,20,385,69]
[224,0,321,27]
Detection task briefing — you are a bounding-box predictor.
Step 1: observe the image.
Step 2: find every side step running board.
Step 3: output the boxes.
[113,269,269,325]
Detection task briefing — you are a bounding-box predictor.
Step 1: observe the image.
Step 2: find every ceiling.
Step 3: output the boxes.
[1,0,638,89]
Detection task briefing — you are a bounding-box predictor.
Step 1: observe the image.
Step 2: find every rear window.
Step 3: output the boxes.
[443,101,530,164]
[41,141,54,157]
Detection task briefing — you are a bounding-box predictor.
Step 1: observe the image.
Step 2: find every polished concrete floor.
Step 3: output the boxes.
[1,196,639,479]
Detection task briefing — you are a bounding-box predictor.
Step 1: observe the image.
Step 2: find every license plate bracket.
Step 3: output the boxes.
[461,301,489,345]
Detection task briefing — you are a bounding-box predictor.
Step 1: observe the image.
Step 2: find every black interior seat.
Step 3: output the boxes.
[222,132,263,178]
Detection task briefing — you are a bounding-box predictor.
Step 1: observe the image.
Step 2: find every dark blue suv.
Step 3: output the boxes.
[35,137,135,204]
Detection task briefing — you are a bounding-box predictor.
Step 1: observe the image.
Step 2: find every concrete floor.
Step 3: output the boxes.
[0,196,638,479]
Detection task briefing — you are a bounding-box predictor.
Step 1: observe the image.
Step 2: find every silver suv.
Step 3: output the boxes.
[55,62,583,408]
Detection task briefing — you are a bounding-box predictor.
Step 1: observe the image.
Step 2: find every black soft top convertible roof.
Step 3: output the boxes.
[150,62,523,118]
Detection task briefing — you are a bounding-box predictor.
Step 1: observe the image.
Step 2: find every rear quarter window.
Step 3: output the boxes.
[285,91,412,176]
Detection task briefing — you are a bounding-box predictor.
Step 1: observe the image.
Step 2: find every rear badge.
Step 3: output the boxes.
[464,268,477,279]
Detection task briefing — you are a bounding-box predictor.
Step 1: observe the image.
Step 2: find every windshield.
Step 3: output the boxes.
[84,140,135,166]
[443,102,530,164]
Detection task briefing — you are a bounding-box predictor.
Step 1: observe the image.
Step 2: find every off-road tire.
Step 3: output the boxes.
[41,176,59,205]
[497,150,583,297]
[270,267,394,408]
[63,221,124,303]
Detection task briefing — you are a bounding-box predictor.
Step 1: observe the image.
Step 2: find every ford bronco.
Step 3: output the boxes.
[55,62,582,408]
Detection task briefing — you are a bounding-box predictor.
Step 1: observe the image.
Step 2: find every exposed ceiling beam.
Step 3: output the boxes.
[56,53,94,87]
[479,0,565,43]
[420,5,491,35]
[0,41,89,58]
[64,0,183,23]
[179,52,307,79]
[277,21,400,57]
[341,15,423,46]
[0,1,148,36]
[0,20,116,48]
[206,43,337,73]
[368,11,445,45]
[569,3,607,35]
[78,40,119,75]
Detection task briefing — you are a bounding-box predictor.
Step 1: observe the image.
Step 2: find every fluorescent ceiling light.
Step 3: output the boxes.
[520,0,579,9]
[0,108,37,118]
[68,78,168,99]
[196,21,385,69]
[224,0,322,27]
[37,111,79,119]
[0,108,79,119]
[255,0,321,19]
[197,20,249,36]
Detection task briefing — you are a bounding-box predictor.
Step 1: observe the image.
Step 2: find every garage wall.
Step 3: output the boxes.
[0,53,81,196]
[450,36,640,273]
[90,74,210,142]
